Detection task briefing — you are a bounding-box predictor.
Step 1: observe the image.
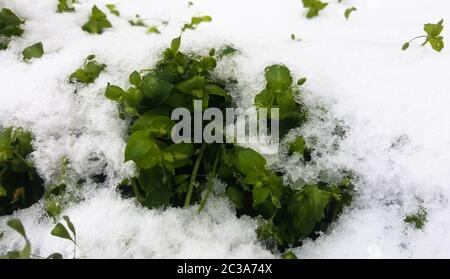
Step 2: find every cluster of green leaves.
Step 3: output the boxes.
[404,207,427,230]
[402,19,444,52]
[0,127,44,216]
[82,5,112,34]
[0,8,25,50]
[1,216,77,259]
[181,16,212,32]
[57,0,78,13]
[254,64,308,137]
[107,37,353,253]
[69,55,106,84]
[22,42,44,60]
[129,14,146,27]
[302,0,328,19]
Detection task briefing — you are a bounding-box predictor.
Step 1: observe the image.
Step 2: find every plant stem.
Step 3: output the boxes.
[408,35,427,43]
[13,151,33,168]
[197,147,221,213]
[184,143,206,208]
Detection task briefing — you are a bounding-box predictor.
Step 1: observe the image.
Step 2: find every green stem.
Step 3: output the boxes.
[408,35,427,43]
[13,151,33,168]
[131,180,145,203]
[198,147,221,213]
[184,143,206,208]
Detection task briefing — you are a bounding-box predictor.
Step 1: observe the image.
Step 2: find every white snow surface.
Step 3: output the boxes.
[1,0,450,258]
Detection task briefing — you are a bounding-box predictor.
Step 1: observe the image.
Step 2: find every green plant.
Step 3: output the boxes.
[69,55,106,84]
[302,0,328,19]
[181,16,212,31]
[0,127,44,216]
[404,207,427,230]
[0,8,25,50]
[344,7,356,20]
[402,19,444,52]
[107,37,353,253]
[290,34,301,42]
[22,42,44,60]
[57,0,77,13]
[82,5,112,34]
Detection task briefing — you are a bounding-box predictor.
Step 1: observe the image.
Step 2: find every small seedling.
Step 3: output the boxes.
[402,19,444,52]
[82,5,112,34]
[57,0,78,13]
[69,54,106,84]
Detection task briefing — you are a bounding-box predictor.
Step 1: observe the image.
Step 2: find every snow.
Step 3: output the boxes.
[1,0,450,258]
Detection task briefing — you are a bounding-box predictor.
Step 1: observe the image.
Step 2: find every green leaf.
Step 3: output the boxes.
[344,7,357,19]
[281,251,298,259]
[22,42,44,60]
[0,8,25,50]
[131,112,175,137]
[70,57,106,84]
[0,185,6,197]
[138,166,172,208]
[129,15,146,27]
[428,36,444,52]
[288,185,332,236]
[297,77,307,86]
[45,199,61,218]
[82,5,112,34]
[63,216,76,238]
[105,83,125,101]
[106,4,120,16]
[176,75,206,94]
[171,36,181,53]
[141,74,174,98]
[147,26,161,34]
[47,253,63,259]
[226,186,247,209]
[181,16,212,31]
[163,143,193,168]
[253,186,269,207]
[424,19,444,38]
[7,218,27,239]
[51,223,73,242]
[124,131,162,169]
[264,65,293,91]
[290,136,305,155]
[302,0,328,19]
[129,71,142,87]
[235,148,266,175]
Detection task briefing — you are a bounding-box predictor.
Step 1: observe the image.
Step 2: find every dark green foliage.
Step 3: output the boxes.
[69,55,106,84]
[82,5,112,34]
[405,208,427,230]
[0,8,25,50]
[106,4,120,16]
[0,127,44,216]
[108,37,353,252]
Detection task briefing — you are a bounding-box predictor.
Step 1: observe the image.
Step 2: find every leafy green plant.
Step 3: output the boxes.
[0,8,25,50]
[22,42,44,60]
[1,218,65,259]
[69,55,106,84]
[82,5,112,34]
[404,207,427,230]
[106,4,120,17]
[0,127,44,216]
[57,0,77,13]
[51,215,77,258]
[402,19,444,52]
[107,37,353,252]
[302,0,328,19]
[344,7,356,20]
[181,16,212,31]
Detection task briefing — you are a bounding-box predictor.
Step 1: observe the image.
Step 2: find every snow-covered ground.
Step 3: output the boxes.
[1,0,450,258]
